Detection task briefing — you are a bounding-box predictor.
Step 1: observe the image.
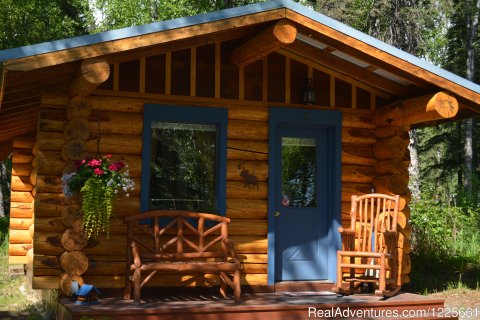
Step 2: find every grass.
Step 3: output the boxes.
[0,217,52,319]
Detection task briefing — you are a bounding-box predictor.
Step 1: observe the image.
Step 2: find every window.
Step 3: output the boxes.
[141,105,227,215]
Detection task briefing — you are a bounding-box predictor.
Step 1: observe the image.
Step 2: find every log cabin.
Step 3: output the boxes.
[0,0,479,300]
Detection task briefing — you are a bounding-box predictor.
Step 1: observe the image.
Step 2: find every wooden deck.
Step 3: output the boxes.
[58,288,456,320]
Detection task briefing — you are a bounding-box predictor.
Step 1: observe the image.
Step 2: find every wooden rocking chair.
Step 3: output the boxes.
[334,193,401,297]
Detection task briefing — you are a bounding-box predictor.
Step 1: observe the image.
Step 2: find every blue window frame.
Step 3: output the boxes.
[141,104,228,215]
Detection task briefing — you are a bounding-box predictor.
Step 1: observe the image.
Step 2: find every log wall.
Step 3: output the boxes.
[9,135,35,265]
[28,44,411,290]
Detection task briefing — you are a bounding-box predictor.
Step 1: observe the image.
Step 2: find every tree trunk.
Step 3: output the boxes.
[463,0,480,198]
[0,161,7,218]
[408,129,421,201]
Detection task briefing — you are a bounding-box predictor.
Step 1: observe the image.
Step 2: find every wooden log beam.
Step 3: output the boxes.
[69,58,110,97]
[231,19,297,67]
[374,91,459,126]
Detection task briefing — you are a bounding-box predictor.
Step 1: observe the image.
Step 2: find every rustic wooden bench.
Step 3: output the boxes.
[123,210,241,303]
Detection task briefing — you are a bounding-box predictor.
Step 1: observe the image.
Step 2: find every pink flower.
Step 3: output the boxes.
[88,159,102,167]
[94,168,104,175]
[108,162,124,171]
[81,160,86,164]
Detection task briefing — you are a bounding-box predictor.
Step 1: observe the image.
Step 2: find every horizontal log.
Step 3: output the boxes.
[229,236,267,254]
[229,219,267,236]
[342,113,375,129]
[10,217,34,230]
[227,160,268,182]
[9,207,34,218]
[112,196,141,218]
[9,229,33,244]
[342,183,373,202]
[373,136,409,160]
[35,217,66,232]
[36,132,64,151]
[9,243,32,256]
[228,105,268,121]
[33,254,60,269]
[34,232,69,256]
[87,133,143,155]
[11,175,33,191]
[12,163,31,176]
[69,58,110,97]
[342,165,375,183]
[12,137,35,149]
[231,19,296,67]
[227,140,268,161]
[35,192,70,217]
[374,92,458,126]
[36,152,65,175]
[36,175,62,193]
[228,120,268,140]
[226,181,268,199]
[12,150,33,164]
[10,201,34,209]
[9,256,28,264]
[226,199,268,219]
[32,276,61,289]
[342,128,377,144]
[11,191,33,203]
[375,125,409,139]
[39,107,66,132]
[342,144,376,166]
[41,93,69,106]
[89,110,143,135]
[374,158,406,175]
[373,174,409,196]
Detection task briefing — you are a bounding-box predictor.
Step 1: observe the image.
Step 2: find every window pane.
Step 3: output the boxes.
[281,137,316,207]
[149,122,217,212]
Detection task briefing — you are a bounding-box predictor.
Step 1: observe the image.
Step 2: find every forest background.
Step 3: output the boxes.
[0,0,480,296]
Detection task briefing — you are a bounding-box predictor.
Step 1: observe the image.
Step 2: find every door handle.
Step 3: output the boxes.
[273,211,280,218]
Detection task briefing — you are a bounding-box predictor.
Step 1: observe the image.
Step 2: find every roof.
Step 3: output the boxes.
[0,0,479,145]
[1,0,479,96]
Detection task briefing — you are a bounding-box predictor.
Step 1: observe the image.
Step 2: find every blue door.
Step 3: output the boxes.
[268,108,342,283]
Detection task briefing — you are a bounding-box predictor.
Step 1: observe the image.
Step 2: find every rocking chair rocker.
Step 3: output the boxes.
[334,193,401,297]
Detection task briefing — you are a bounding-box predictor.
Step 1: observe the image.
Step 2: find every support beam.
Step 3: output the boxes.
[231,19,296,67]
[374,91,459,126]
[69,58,110,97]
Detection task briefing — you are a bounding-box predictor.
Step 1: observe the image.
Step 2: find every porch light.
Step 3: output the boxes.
[303,78,316,105]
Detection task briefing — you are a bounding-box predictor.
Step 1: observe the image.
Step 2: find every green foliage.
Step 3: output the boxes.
[81,176,114,239]
[408,198,480,292]
[92,0,269,32]
[63,155,134,238]
[0,0,94,50]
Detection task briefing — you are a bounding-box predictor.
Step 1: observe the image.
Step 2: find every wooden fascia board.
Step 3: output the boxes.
[285,9,480,106]
[0,63,6,111]
[3,9,286,72]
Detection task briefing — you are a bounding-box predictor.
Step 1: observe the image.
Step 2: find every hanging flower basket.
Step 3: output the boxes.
[62,154,135,239]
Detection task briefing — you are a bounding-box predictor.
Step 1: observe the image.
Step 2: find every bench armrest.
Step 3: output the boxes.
[131,241,142,268]
[223,238,240,264]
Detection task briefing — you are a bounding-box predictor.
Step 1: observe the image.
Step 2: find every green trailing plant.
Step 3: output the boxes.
[62,154,135,239]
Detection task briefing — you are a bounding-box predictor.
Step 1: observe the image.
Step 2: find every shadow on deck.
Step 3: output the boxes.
[58,287,456,320]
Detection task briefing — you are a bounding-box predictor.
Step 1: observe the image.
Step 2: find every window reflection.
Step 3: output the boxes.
[281,137,317,208]
[149,122,217,212]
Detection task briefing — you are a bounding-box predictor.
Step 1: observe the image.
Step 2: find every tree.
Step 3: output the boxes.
[92,0,269,31]
[0,0,94,49]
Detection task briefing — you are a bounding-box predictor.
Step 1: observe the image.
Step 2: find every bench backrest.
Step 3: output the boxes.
[124,210,231,260]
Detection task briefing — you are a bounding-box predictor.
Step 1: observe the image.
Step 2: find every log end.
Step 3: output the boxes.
[428,92,459,118]
[273,19,297,44]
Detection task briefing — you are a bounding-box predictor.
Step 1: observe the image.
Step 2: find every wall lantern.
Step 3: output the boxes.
[303,78,316,105]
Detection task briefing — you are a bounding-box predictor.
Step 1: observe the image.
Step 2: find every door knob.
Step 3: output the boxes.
[274,211,280,217]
